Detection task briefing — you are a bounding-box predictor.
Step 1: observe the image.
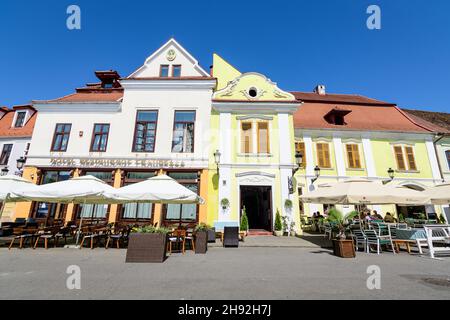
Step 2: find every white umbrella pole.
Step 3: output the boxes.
[75,199,85,246]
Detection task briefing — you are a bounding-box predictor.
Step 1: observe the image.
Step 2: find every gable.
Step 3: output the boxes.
[127,38,209,78]
[213,72,296,102]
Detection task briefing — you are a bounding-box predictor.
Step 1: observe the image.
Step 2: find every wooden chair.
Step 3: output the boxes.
[79,226,107,249]
[105,226,131,249]
[34,226,61,249]
[8,227,38,250]
[167,229,187,254]
[223,226,239,248]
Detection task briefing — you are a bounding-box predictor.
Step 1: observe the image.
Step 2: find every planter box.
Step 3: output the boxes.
[195,231,208,254]
[332,239,356,258]
[126,233,167,263]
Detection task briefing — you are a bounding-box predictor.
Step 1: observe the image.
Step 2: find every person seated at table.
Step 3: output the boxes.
[371,210,383,220]
[384,212,396,223]
[364,210,373,221]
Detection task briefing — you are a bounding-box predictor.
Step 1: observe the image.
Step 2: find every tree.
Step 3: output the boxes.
[240,206,249,231]
[274,210,282,231]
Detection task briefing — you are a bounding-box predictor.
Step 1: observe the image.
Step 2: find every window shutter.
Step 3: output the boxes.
[394,146,406,170]
[296,142,306,168]
[257,122,269,154]
[317,143,330,168]
[346,144,361,168]
[241,122,252,153]
[405,146,417,171]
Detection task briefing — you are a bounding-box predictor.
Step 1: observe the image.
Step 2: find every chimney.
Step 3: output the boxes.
[209,65,214,77]
[314,85,326,95]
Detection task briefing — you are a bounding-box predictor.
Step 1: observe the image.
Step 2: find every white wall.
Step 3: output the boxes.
[27,87,213,169]
[0,137,30,174]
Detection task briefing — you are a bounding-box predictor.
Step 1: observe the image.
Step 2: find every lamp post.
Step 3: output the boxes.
[311,165,321,184]
[16,156,26,176]
[288,152,303,194]
[383,167,395,185]
[213,150,221,174]
[1,167,9,176]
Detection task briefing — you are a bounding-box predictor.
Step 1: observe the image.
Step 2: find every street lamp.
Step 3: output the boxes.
[383,167,395,185]
[213,150,221,173]
[16,156,26,171]
[311,165,321,184]
[1,167,9,176]
[288,152,304,194]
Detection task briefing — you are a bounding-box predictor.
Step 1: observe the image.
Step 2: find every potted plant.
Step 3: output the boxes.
[126,225,170,263]
[274,210,283,236]
[221,198,230,211]
[240,206,249,235]
[327,209,358,258]
[194,223,209,254]
[284,199,293,210]
[289,221,296,237]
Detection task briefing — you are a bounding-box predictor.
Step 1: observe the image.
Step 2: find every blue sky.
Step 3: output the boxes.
[1,0,449,112]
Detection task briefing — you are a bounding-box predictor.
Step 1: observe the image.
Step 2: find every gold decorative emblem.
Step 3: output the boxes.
[167,49,176,61]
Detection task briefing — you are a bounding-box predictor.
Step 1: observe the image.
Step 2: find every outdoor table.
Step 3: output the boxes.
[393,228,427,254]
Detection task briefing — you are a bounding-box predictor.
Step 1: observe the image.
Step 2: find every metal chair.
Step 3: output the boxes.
[364,229,395,254]
[351,228,367,252]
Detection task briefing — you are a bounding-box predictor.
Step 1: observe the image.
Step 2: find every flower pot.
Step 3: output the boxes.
[274,230,283,237]
[126,233,167,263]
[195,230,208,254]
[332,239,356,258]
[290,231,296,237]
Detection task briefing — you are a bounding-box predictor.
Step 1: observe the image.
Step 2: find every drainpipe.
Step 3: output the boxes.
[432,133,445,183]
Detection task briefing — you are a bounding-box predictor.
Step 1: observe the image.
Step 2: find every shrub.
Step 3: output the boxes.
[194,223,211,232]
[274,210,282,231]
[131,225,170,234]
[240,206,249,231]
[221,198,230,209]
[284,199,293,209]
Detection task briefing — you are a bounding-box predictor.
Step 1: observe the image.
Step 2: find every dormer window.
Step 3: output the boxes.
[94,70,121,89]
[14,111,26,128]
[160,65,169,77]
[172,65,182,77]
[102,82,114,89]
[324,107,352,126]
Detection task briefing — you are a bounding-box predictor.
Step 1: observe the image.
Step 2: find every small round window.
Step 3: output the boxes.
[248,87,258,98]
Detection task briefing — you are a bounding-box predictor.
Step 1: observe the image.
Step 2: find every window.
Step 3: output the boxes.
[295,142,306,168]
[90,124,110,152]
[0,144,13,165]
[172,111,195,153]
[14,112,26,127]
[51,124,71,152]
[34,171,71,219]
[77,172,113,220]
[404,146,417,171]
[172,65,181,77]
[164,172,199,224]
[257,122,270,153]
[160,65,169,77]
[394,145,417,171]
[346,144,361,169]
[121,172,155,221]
[316,143,331,168]
[446,150,450,170]
[241,122,253,153]
[133,111,158,152]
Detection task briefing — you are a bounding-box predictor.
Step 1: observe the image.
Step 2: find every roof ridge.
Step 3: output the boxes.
[394,106,434,133]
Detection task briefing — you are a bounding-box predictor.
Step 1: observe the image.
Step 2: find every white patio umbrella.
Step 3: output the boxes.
[423,183,450,205]
[10,175,119,245]
[0,175,39,221]
[299,179,430,205]
[104,174,204,204]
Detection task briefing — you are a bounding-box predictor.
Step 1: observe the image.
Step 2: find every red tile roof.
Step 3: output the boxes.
[402,109,450,133]
[0,107,36,138]
[292,92,433,133]
[34,90,124,103]
[123,76,216,81]
[291,92,395,106]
